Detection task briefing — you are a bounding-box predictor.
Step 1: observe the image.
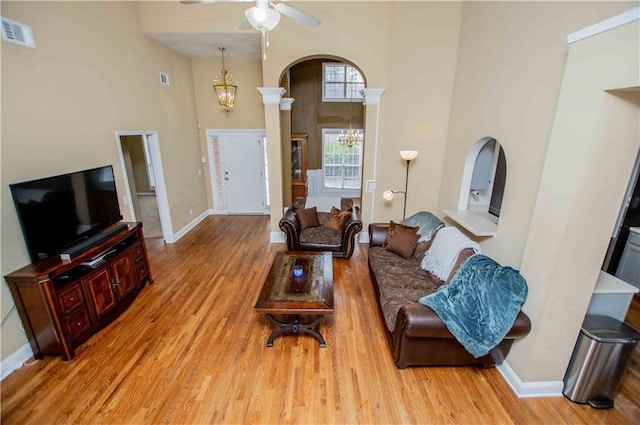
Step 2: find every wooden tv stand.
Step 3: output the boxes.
[4,222,152,361]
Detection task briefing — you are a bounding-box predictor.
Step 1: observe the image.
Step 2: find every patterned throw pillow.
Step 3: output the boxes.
[324,207,351,231]
[296,206,320,229]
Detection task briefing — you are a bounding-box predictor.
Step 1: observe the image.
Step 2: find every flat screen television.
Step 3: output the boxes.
[10,165,123,263]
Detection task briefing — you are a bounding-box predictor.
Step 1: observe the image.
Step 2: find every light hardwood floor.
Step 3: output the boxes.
[2,216,639,424]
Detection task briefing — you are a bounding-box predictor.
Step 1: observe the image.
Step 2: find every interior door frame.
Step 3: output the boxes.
[206,129,268,215]
[115,130,175,243]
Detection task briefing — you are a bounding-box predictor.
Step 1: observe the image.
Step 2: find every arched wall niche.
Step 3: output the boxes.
[277,54,368,206]
[445,136,506,237]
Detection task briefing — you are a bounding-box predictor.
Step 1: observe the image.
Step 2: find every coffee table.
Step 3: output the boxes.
[254,251,334,347]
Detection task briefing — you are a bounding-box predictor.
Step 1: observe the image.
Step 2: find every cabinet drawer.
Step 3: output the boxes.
[57,283,84,315]
[136,262,148,281]
[132,241,144,262]
[65,309,92,341]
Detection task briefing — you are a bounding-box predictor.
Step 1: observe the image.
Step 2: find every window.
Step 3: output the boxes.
[322,129,363,190]
[322,62,364,102]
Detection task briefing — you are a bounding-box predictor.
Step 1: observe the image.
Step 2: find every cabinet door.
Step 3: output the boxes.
[85,268,117,318]
[111,253,137,298]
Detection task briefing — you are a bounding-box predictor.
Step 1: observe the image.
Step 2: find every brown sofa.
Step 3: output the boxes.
[368,222,531,368]
[279,197,362,259]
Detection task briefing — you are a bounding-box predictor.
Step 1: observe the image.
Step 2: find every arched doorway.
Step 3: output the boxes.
[279,56,367,209]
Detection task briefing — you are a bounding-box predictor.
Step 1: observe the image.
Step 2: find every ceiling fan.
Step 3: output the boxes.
[181,0,321,33]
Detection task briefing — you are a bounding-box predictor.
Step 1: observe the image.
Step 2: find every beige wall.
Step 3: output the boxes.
[1,2,206,360]
[439,1,633,267]
[191,56,265,210]
[511,21,640,382]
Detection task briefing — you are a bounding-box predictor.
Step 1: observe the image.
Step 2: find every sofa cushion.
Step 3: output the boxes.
[324,207,351,231]
[300,226,342,245]
[297,206,320,229]
[369,247,441,331]
[384,224,420,258]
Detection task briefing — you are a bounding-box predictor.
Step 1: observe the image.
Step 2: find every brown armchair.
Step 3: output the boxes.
[279,197,362,259]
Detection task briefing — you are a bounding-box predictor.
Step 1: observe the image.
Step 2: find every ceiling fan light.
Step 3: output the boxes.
[245,6,281,31]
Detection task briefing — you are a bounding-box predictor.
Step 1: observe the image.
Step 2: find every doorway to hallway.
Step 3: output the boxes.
[116,131,173,242]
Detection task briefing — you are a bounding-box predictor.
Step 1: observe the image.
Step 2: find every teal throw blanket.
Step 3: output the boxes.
[419,254,528,358]
[400,211,444,242]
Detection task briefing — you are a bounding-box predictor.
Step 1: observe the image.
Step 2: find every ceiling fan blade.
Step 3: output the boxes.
[273,3,320,28]
[180,0,254,4]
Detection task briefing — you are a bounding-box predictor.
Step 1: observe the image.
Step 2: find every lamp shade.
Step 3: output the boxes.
[383,190,395,201]
[245,6,281,31]
[400,150,418,161]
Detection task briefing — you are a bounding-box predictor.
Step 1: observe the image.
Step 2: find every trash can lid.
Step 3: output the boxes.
[581,315,640,343]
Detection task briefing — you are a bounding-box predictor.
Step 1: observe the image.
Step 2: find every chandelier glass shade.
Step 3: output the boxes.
[337,127,363,148]
[212,47,238,112]
[338,94,363,148]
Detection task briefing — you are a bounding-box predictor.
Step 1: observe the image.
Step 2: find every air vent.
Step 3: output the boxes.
[160,72,170,86]
[1,17,35,48]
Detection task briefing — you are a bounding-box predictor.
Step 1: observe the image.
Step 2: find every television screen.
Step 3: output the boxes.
[10,165,123,262]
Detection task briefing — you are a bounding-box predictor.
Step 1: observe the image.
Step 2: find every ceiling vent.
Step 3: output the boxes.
[2,17,35,48]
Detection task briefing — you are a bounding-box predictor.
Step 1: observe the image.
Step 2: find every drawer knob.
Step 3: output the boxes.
[76,322,82,326]
[69,297,74,302]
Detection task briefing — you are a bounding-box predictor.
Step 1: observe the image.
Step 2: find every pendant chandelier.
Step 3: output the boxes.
[212,47,238,112]
[338,95,363,148]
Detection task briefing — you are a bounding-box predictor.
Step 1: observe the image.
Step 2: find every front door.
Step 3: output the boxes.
[219,131,267,214]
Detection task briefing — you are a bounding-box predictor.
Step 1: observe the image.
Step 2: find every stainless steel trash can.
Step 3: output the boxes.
[563,314,640,408]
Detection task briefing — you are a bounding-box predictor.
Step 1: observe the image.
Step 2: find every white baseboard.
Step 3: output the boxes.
[497,360,564,398]
[172,210,210,242]
[1,343,33,381]
[358,232,369,243]
[208,208,228,215]
[270,231,286,243]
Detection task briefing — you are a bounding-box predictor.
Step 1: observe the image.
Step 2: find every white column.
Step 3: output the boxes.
[279,98,295,110]
[257,87,287,242]
[359,88,386,240]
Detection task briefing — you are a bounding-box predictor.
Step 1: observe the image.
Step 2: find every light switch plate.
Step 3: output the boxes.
[366,180,376,192]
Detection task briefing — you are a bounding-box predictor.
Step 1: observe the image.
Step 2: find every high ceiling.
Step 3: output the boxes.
[146,32,261,58]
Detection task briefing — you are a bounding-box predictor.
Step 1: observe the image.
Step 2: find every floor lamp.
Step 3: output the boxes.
[383,150,418,219]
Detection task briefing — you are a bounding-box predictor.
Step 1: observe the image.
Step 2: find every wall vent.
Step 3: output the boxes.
[160,72,170,86]
[1,17,36,48]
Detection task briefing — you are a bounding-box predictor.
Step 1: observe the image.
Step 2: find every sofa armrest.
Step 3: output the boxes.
[396,303,532,339]
[343,205,362,233]
[368,223,390,247]
[279,206,301,247]
[339,206,362,258]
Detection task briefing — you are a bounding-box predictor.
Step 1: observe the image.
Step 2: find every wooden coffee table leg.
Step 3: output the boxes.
[265,314,326,347]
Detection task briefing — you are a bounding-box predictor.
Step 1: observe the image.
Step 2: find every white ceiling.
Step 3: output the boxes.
[146,32,262,58]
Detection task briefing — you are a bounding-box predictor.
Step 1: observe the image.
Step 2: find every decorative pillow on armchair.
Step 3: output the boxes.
[296,206,320,229]
[324,207,351,231]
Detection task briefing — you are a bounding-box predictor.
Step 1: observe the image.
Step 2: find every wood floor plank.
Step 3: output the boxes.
[2,215,639,424]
